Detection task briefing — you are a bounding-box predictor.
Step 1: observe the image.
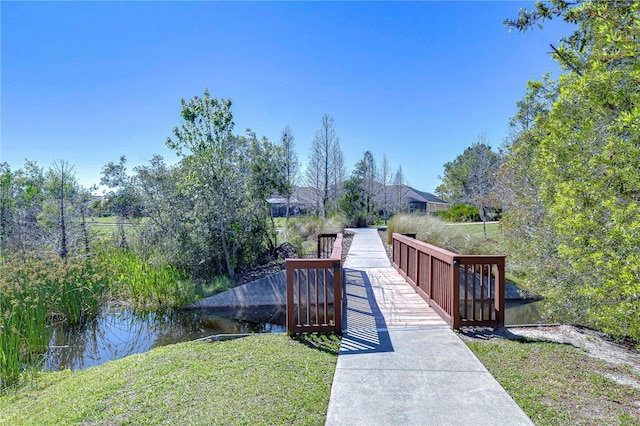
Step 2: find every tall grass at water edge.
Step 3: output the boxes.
[103,249,197,312]
[386,213,500,255]
[0,253,111,388]
[0,248,211,389]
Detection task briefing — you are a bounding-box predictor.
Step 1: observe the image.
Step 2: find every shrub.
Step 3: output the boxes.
[280,214,347,256]
[435,203,481,222]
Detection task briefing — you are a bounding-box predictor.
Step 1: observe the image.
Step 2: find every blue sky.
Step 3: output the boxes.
[1,1,569,194]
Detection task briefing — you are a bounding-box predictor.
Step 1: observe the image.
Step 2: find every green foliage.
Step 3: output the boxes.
[0,245,209,388]
[281,214,347,256]
[339,151,377,226]
[100,156,144,218]
[103,248,197,312]
[163,90,287,278]
[434,203,480,222]
[501,1,640,340]
[436,136,501,225]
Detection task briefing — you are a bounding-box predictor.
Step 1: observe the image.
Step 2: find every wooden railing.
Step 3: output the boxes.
[317,233,338,259]
[392,233,505,329]
[286,233,343,335]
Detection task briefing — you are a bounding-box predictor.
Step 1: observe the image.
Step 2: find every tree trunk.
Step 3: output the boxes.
[286,194,291,223]
[59,173,68,261]
[220,229,235,279]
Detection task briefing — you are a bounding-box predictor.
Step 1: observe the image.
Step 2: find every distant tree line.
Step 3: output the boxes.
[1,89,415,282]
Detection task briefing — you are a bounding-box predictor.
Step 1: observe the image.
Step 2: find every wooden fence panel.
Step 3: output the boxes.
[392,233,505,329]
[286,234,343,335]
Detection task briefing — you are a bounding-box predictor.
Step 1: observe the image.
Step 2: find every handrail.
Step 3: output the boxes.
[392,233,505,329]
[317,233,339,259]
[286,233,343,335]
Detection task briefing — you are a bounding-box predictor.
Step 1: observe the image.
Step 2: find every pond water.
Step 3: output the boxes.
[43,305,286,372]
[43,300,544,372]
[505,300,546,326]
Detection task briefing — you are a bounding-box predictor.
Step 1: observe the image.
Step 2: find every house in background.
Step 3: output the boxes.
[267,187,317,218]
[403,186,448,214]
[269,185,448,218]
[375,184,448,217]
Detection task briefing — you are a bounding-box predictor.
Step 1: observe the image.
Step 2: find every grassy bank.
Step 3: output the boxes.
[0,333,339,425]
[466,338,640,425]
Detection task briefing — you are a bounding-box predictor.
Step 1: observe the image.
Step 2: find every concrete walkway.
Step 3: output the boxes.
[325,228,532,426]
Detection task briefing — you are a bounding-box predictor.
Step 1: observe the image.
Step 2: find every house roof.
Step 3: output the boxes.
[405,186,447,204]
[267,186,318,206]
[268,185,447,206]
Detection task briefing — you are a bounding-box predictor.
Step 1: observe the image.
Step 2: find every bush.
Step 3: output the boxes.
[435,203,480,222]
[280,214,347,256]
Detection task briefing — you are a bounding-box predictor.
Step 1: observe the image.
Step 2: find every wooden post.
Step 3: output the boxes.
[451,258,461,329]
[286,260,295,335]
[333,261,343,334]
[495,258,505,328]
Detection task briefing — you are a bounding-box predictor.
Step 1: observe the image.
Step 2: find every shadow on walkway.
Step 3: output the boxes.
[339,268,394,355]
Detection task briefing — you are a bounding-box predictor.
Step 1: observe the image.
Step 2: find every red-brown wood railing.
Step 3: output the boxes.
[392,233,505,329]
[286,233,343,335]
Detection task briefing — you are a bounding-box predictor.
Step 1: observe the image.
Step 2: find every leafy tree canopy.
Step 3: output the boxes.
[502,0,640,340]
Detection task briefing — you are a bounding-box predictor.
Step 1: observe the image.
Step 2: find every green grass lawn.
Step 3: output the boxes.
[89,216,119,224]
[0,333,339,425]
[466,338,640,425]
[445,221,500,239]
[272,216,287,228]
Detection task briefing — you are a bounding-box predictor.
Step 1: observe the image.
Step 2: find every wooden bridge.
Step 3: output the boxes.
[285,231,506,335]
[287,228,531,425]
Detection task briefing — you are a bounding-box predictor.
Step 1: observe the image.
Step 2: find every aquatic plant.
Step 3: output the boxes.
[0,252,110,388]
[103,248,197,312]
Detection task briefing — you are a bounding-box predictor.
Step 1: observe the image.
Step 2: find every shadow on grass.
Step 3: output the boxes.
[293,333,341,356]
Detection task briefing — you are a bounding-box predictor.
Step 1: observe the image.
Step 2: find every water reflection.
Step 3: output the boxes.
[505,300,546,326]
[42,300,547,371]
[43,305,286,371]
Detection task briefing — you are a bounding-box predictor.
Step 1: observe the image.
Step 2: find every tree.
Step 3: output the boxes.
[39,161,81,260]
[305,114,345,217]
[0,163,15,253]
[496,75,557,282]
[166,89,241,278]
[12,160,45,252]
[502,1,640,339]
[280,125,299,222]
[340,151,377,226]
[391,165,407,215]
[165,89,286,278]
[246,129,288,255]
[100,156,145,248]
[132,155,188,263]
[100,156,144,219]
[437,135,501,235]
[361,151,376,218]
[378,154,392,223]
